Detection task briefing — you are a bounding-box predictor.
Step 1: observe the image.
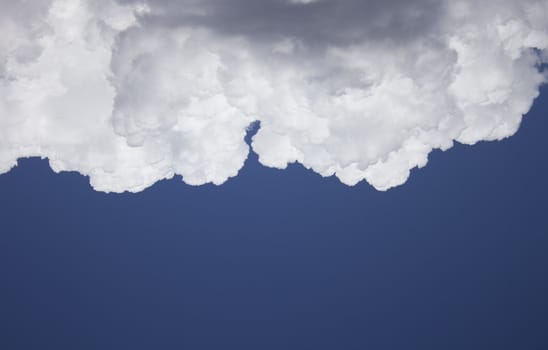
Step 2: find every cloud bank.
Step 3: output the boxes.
[0,0,547,192]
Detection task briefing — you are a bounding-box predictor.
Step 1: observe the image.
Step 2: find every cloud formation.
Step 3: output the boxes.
[0,0,547,192]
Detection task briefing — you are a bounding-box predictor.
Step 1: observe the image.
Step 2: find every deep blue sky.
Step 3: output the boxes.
[1,87,547,350]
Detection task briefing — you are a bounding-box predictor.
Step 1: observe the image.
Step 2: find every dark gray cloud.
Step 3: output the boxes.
[120,0,444,47]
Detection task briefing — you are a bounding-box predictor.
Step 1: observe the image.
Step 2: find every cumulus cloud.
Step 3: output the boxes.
[0,0,547,192]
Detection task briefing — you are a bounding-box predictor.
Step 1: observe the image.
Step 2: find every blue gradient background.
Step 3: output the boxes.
[1,87,547,349]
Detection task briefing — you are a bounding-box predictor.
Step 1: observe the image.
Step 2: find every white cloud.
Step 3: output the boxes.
[0,0,546,192]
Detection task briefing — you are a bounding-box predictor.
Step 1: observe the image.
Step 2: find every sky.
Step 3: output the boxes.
[0,90,547,349]
[1,1,548,349]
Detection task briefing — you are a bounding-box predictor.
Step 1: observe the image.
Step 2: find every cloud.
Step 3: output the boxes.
[0,0,547,192]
